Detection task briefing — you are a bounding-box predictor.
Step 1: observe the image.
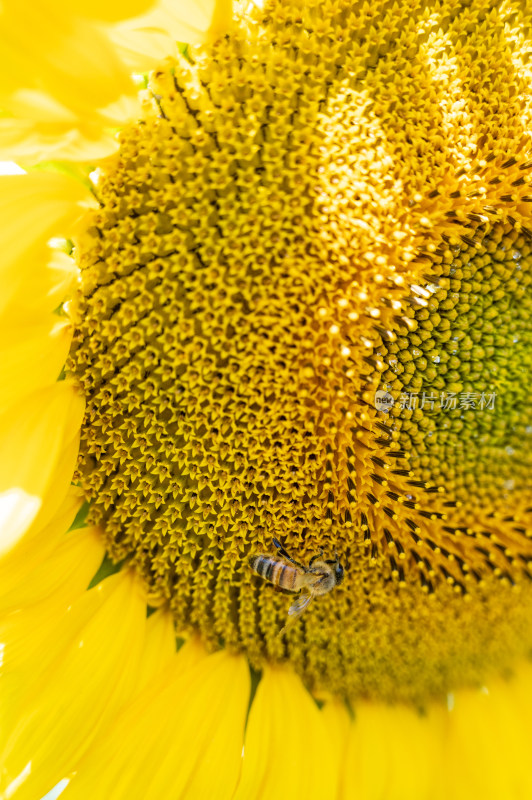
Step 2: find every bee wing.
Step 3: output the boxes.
[288,591,313,618]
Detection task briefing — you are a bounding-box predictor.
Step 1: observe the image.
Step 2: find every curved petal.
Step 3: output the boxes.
[0,14,133,165]
[0,485,85,606]
[341,700,445,800]
[111,0,233,69]
[0,172,88,320]
[18,416,85,545]
[0,2,230,163]
[0,0,155,25]
[0,570,147,800]
[0,381,84,558]
[56,0,156,21]
[0,5,134,115]
[338,663,532,800]
[0,114,125,166]
[0,526,104,615]
[0,526,105,722]
[136,609,177,691]
[62,639,249,800]
[234,665,341,799]
[0,318,72,414]
[439,666,532,800]
[1,246,76,324]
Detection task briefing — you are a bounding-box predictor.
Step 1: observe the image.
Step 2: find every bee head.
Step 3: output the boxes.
[326,556,344,585]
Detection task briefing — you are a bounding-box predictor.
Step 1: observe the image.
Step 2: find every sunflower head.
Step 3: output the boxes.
[3,1,532,800]
[62,0,532,704]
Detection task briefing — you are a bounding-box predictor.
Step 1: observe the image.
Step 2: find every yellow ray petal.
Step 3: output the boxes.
[0,526,104,615]
[439,666,532,800]
[0,541,110,681]
[0,173,88,319]
[0,526,104,759]
[107,20,179,69]
[111,0,233,69]
[0,526,105,726]
[136,609,177,691]
[144,649,248,799]
[9,413,85,557]
[0,6,133,116]
[0,112,124,166]
[320,699,351,781]
[0,318,72,413]
[341,701,445,800]
[62,639,249,800]
[0,88,142,165]
[0,381,84,558]
[234,665,340,799]
[0,530,105,688]
[59,0,156,21]
[0,0,167,163]
[0,246,76,323]
[206,0,233,41]
[0,570,147,800]
[1,0,155,25]
[0,485,84,605]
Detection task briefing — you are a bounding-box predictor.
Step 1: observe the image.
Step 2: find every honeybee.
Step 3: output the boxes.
[249,537,344,622]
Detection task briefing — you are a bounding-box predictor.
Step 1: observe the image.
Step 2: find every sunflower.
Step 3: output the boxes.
[1,0,532,798]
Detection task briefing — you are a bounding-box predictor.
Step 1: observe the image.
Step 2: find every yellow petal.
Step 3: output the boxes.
[136,609,177,692]
[0,173,88,319]
[0,381,84,557]
[320,699,351,777]
[234,665,340,799]
[0,526,105,723]
[111,0,233,69]
[57,0,156,21]
[0,246,76,323]
[0,0,162,163]
[62,639,249,800]
[0,6,133,116]
[1,1,234,161]
[145,649,249,799]
[0,113,123,166]
[108,20,179,70]
[342,701,445,800]
[0,485,84,607]
[16,414,84,547]
[439,667,532,800]
[0,570,147,800]
[0,526,104,762]
[0,0,155,24]
[0,318,72,413]
[0,526,104,615]
[206,0,233,41]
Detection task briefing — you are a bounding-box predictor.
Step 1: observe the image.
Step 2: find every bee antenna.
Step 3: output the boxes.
[273,537,282,549]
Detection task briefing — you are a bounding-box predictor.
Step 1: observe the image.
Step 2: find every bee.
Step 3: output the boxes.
[249,537,344,622]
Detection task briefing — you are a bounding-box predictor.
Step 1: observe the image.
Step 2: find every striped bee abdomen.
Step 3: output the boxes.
[249,555,299,591]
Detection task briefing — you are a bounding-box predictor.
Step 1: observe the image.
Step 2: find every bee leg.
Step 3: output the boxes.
[308,549,324,567]
[274,585,295,595]
[272,537,307,571]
